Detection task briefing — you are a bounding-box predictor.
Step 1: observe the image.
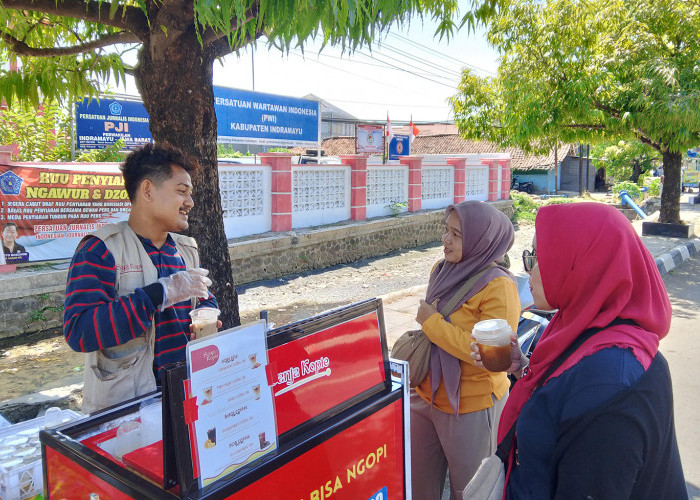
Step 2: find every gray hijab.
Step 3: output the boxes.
[426,200,515,414]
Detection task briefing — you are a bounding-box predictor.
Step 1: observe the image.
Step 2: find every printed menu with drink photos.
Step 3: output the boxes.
[186,320,277,488]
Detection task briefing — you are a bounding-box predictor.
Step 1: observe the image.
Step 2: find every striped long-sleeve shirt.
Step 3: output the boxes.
[63,234,218,381]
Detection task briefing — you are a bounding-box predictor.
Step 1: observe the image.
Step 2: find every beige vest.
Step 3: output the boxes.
[81,221,199,413]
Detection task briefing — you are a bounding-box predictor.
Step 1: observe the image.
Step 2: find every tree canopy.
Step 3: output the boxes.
[591,139,660,185]
[450,0,700,223]
[0,0,471,105]
[0,0,486,326]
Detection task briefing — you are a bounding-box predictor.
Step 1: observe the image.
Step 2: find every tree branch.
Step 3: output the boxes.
[0,30,140,56]
[564,124,606,130]
[1,0,149,36]
[209,19,266,59]
[201,2,260,47]
[638,135,662,154]
[591,100,661,151]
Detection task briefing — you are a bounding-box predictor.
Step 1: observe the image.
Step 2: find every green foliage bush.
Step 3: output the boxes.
[75,139,126,162]
[511,192,539,223]
[217,144,245,158]
[644,177,661,198]
[612,181,642,199]
[542,197,576,206]
[511,192,580,224]
[0,100,71,161]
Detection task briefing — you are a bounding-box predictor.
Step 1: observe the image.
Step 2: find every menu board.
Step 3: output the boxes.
[186,320,277,488]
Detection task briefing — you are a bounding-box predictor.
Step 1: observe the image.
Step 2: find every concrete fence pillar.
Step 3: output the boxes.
[260,152,293,232]
[482,158,501,202]
[0,145,15,165]
[499,159,511,200]
[340,154,368,221]
[447,157,467,204]
[400,156,423,212]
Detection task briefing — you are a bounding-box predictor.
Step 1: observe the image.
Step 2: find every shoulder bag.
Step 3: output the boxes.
[391,264,495,387]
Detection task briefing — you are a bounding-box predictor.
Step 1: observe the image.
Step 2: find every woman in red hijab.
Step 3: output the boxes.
[412,201,520,500]
[486,203,686,498]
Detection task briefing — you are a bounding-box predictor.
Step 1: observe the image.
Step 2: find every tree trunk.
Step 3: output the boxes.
[631,159,641,184]
[659,150,682,224]
[133,30,240,328]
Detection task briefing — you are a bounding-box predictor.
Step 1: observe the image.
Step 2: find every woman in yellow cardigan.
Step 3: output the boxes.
[412,200,520,500]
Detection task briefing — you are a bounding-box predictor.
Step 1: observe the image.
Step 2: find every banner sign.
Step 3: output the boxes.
[389,135,410,160]
[214,87,320,147]
[356,124,384,154]
[75,98,153,149]
[0,163,129,262]
[76,88,320,149]
[268,311,386,435]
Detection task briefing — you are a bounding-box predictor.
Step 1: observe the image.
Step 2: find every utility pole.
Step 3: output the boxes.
[585,144,590,191]
[554,143,558,194]
[251,48,255,91]
[579,144,584,196]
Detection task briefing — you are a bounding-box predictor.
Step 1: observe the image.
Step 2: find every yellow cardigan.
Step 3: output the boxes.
[415,275,520,414]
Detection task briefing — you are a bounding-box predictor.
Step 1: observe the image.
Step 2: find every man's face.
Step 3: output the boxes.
[2,225,17,245]
[146,164,194,233]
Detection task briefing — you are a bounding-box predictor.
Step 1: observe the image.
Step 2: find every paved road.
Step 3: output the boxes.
[660,256,700,498]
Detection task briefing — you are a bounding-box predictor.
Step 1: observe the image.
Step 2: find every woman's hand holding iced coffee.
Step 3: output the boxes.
[416,299,439,325]
[470,333,526,373]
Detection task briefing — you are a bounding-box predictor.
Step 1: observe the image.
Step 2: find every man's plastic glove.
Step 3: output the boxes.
[158,268,212,309]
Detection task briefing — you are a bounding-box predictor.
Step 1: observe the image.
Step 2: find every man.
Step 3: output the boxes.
[2,222,27,258]
[64,144,218,413]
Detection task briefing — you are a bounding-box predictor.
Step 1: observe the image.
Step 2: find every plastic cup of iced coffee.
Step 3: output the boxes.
[472,319,512,372]
[189,307,220,338]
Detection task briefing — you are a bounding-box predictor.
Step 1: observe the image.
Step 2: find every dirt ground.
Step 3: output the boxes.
[0,220,536,405]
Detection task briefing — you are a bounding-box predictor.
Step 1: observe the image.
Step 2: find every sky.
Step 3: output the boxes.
[119,18,500,126]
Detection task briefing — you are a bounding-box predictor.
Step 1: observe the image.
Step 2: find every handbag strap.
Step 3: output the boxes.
[495,318,637,461]
[438,263,496,317]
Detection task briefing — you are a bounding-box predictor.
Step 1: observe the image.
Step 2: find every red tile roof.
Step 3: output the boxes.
[291,135,574,171]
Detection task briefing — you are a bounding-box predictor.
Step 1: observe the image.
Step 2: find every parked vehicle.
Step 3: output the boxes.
[509,307,556,388]
[511,175,535,194]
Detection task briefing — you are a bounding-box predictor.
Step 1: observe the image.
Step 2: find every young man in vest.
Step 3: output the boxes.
[63,144,218,413]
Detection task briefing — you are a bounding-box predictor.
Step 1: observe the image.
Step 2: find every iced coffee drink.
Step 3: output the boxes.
[472,319,512,372]
[189,307,220,338]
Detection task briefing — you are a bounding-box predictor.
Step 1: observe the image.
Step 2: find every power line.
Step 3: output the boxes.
[378,42,464,78]
[290,45,458,84]
[355,50,458,89]
[387,32,496,75]
[288,47,459,94]
[324,97,450,109]
[285,51,407,91]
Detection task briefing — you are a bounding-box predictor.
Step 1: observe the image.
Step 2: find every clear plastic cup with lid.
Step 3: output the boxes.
[189,307,220,338]
[472,319,513,372]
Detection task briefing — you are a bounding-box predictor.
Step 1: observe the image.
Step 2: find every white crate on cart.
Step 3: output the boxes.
[0,409,80,500]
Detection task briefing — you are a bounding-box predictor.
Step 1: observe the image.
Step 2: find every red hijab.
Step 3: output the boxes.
[498,202,672,443]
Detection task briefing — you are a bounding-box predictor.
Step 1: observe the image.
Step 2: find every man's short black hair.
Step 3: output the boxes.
[121,144,196,201]
[2,222,18,232]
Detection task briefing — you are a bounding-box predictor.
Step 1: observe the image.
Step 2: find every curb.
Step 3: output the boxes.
[655,239,700,275]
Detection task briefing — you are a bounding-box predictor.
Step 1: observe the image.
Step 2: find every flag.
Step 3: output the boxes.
[409,116,420,142]
[386,113,394,142]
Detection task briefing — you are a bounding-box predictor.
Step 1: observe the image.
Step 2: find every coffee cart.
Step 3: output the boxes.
[40,299,411,499]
